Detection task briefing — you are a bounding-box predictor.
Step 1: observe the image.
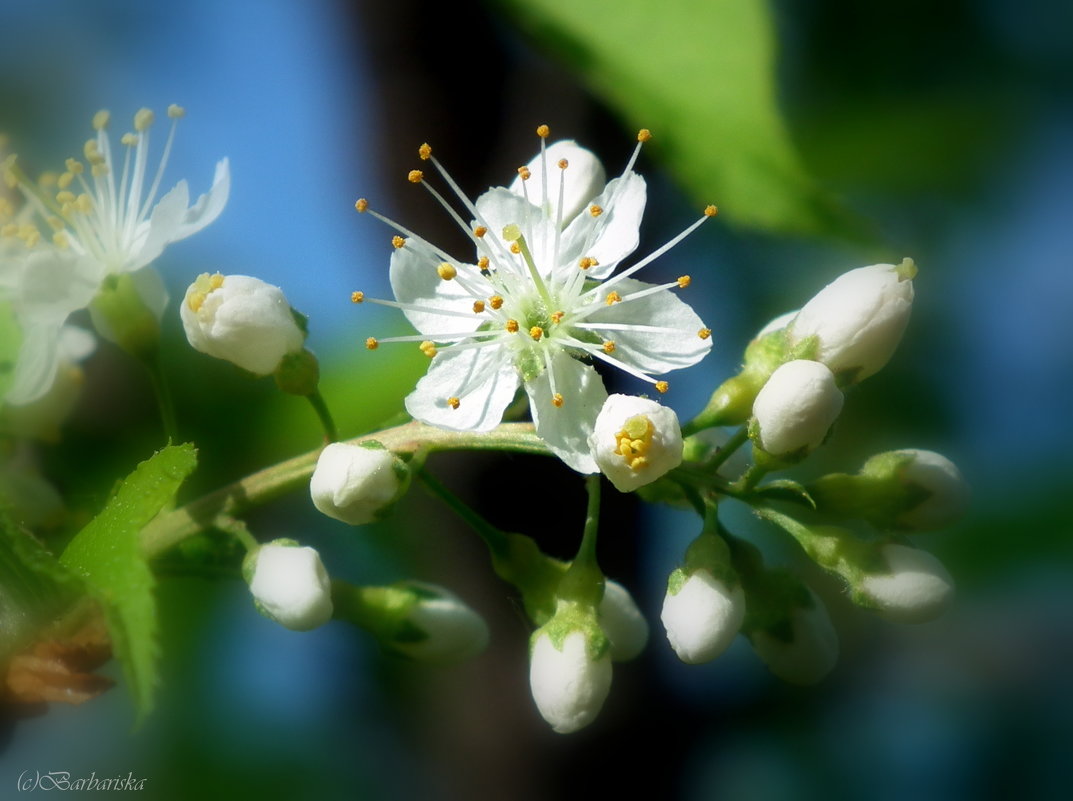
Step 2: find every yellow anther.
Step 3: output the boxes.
[365,337,379,350]
[52,232,69,249]
[536,124,550,138]
[134,108,155,131]
[558,158,568,169]
[578,257,592,270]
[510,242,521,254]
[517,166,531,180]
[57,172,74,189]
[477,256,490,270]
[419,341,437,358]
[407,169,424,183]
[91,110,110,131]
[605,291,622,305]
[603,341,616,354]
[489,295,504,310]
[473,225,487,238]
[677,275,691,288]
[655,381,669,394]
[91,163,109,178]
[437,262,457,280]
[351,291,365,303]
[472,300,486,313]
[65,158,84,175]
[46,216,64,231]
[529,326,544,340]
[418,143,432,160]
[447,396,461,410]
[614,415,654,470]
[75,194,93,213]
[637,128,652,143]
[168,104,185,119]
[704,205,718,217]
[552,393,564,408]
[590,204,603,217]
[551,311,564,324]
[392,235,405,248]
[56,190,75,205]
[121,133,138,146]
[83,139,102,162]
[698,328,711,340]
[502,223,521,242]
[505,319,519,333]
[39,172,58,188]
[186,272,225,312]
[355,198,369,212]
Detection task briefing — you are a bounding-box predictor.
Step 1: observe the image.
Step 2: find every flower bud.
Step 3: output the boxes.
[598,579,649,662]
[748,589,838,685]
[180,273,305,375]
[788,260,915,383]
[309,442,407,525]
[661,568,745,664]
[884,449,969,530]
[752,360,843,457]
[386,582,490,663]
[529,627,612,734]
[245,540,333,631]
[589,394,683,492]
[857,543,954,623]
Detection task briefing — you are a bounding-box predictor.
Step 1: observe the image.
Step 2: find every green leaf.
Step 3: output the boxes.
[0,300,21,401]
[492,0,863,238]
[60,443,198,722]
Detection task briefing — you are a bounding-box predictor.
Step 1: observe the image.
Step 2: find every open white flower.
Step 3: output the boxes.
[589,393,683,492]
[353,128,714,472]
[1,105,229,403]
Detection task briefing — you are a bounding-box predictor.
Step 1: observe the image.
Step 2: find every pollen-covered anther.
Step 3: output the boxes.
[637,128,653,143]
[530,326,544,341]
[355,198,369,212]
[489,295,504,310]
[505,319,519,333]
[121,133,138,146]
[558,158,569,169]
[677,275,691,288]
[536,124,550,138]
[477,256,490,270]
[614,415,655,470]
[605,291,622,306]
[407,170,424,184]
[517,166,531,181]
[698,328,712,340]
[447,397,461,410]
[578,256,599,270]
[473,300,486,313]
[552,393,564,408]
[65,158,84,175]
[603,341,616,354]
[168,104,185,119]
[391,235,405,249]
[419,341,437,358]
[655,381,670,394]
[510,242,521,254]
[437,262,457,280]
[92,110,110,130]
[704,205,718,217]
[473,226,487,238]
[551,311,565,324]
[365,337,379,350]
[134,108,155,131]
[351,291,365,303]
[590,204,604,217]
[418,143,432,160]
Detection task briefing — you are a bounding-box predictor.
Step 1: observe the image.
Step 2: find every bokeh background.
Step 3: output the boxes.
[1,0,1071,798]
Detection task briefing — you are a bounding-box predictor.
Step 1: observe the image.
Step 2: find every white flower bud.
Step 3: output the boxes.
[752,360,843,456]
[789,261,915,381]
[753,309,798,341]
[588,394,683,492]
[529,629,612,734]
[309,442,403,525]
[892,449,970,530]
[509,140,606,225]
[598,580,649,662]
[749,590,838,685]
[388,582,490,663]
[858,544,954,623]
[248,542,333,631]
[180,273,304,375]
[661,569,745,664]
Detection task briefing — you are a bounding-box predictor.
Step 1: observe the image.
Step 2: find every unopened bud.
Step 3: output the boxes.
[589,394,683,492]
[857,543,954,623]
[751,360,843,458]
[598,579,649,662]
[661,568,745,664]
[387,582,490,663]
[245,540,333,631]
[309,442,407,526]
[529,627,612,734]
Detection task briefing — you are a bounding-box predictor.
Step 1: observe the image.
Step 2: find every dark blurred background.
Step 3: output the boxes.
[1,0,1071,798]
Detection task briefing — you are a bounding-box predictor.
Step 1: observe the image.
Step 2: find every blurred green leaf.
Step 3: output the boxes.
[493,0,862,238]
[0,301,20,400]
[60,442,197,722]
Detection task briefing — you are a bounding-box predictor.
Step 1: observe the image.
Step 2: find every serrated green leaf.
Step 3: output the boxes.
[59,443,197,722]
[492,0,865,239]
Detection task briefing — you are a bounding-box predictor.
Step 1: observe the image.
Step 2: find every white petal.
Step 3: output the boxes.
[405,344,519,431]
[473,187,557,275]
[582,278,711,373]
[508,140,606,225]
[5,323,61,406]
[17,251,102,323]
[558,172,646,279]
[173,157,231,240]
[130,179,191,272]
[389,237,483,336]
[527,352,607,473]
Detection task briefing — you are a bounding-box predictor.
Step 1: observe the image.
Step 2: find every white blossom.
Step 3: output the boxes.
[588,393,683,492]
[858,543,954,623]
[749,590,838,685]
[180,273,304,375]
[529,629,612,734]
[309,442,403,525]
[353,130,714,472]
[892,449,970,530]
[598,579,649,661]
[248,542,334,632]
[661,569,745,664]
[388,582,490,663]
[752,359,843,456]
[788,261,915,382]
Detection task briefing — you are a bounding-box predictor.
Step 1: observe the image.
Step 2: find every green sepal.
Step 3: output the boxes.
[331,580,441,654]
[752,479,816,510]
[807,451,929,529]
[88,272,161,359]
[274,348,320,396]
[530,600,610,663]
[489,531,569,626]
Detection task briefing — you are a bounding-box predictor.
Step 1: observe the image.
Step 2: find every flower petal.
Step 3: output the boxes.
[130,179,191,272]
[558,172,646,279]
[5,322,60,405]
[173,157,231,241]
[389,236,483,336]
[526,352,606,473]
[507,140,606,226]
[405,344,520,431]
[473,187,556,276]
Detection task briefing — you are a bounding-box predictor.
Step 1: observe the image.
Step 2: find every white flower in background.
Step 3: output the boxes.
[1,105,229,403]
[752,359,843,456]
[749,589,838,685]
[2,325,94,439]
[353,128,715,472]
[247,541,334,632]
[589,393,683,492]
[180,273,304,375]
[309,441,404,525]
[890,449,970,530]
[529,628,612,734]
[857,543,954,623]
[661,568,745,664]
[788,260,915,382]
[388,582,490,663]
[598,579,649,661]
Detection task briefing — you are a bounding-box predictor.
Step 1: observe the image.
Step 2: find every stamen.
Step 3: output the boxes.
[536,124,550,138]
[677,275,691,288]
[698,328,711,340]
[489,295,504,310]
[407,170,424,183]
[447,397,461,410]
[418,143,432,160]
[134,108,154,132]
[590,204,603,217]
[558,158,568,169]
[419,341,437,358]
[552,393,564,408]
[392,235,405,248]
[655,381,669,394]
[355,198,369,212]
[366,337,379,350]
[437,262,457,280]
[121,133,138,146]
[605,291,621,305]
[92,110,110,131]
[517,166,531,180]
[477,256,489,270]
[473,300,486,313]
[529,326,544,340]
[550,311,564,324]
[474,226,487,238]
[704,205,718,217]
[603,341,616,354]
[168,104,186,119]
[637,129,652,143]
[505,319,519,333]
[351,291,364,303]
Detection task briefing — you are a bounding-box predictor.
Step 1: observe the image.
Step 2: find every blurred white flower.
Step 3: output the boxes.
[248,541,334,632]
[598,579,649,661]
[388,582,490,663]
[891,449,970,530]
[858,543,954,623]
[752,359,843,456]
[589,393,683,492]
[749,589,838,685]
